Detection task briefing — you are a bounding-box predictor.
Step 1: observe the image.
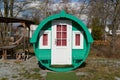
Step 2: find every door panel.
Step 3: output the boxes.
[51,20,72,65]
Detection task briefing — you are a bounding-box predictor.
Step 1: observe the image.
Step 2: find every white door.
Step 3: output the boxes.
[51,20,72,65]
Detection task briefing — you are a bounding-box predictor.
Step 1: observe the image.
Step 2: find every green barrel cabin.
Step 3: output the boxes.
[30,10,93,72]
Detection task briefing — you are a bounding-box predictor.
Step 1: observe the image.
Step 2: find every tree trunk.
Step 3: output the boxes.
[4,0,9,17]
[9,0,14,36]
[111,0,120,53]
[3,0,9,45]
[111,24,116,53]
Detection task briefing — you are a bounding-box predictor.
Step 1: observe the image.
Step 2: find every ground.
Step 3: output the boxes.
[0,56,120,80]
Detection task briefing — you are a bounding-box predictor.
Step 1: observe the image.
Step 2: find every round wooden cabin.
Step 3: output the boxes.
[30,10,93,72]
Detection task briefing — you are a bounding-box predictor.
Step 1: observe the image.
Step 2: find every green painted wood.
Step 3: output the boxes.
[46,72,79,80]
[30,10,93,72]
[34,42,90,72]
[30,10,93,43]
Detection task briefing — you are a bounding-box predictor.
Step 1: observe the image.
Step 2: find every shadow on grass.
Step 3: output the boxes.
[38,61,46,70]
[79,62,87,68]
[74,62,87,70]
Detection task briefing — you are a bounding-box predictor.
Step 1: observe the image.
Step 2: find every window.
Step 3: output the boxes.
[56,25,67,46]
[39,30,51,49]
[43,34,48,46]
[75,34,80,46]
[73,31,83,49]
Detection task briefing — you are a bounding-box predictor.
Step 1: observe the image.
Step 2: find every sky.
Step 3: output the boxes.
[0,0,88,24]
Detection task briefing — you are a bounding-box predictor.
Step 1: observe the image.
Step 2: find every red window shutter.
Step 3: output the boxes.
[75,34,80,46]
[43,34,48,46]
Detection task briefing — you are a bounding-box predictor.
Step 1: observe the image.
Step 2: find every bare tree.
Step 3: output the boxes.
[9,0,15,36]
[0,0,3,17]
[3,0,9,45]
[89,0,120,53]
[110,0,120,53]
[10,0,14,18]
[38,0,52,19]
[13,0,31,18]
[0,0,32,45]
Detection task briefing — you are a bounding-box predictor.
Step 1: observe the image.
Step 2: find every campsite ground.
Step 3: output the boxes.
[0,54,120,80]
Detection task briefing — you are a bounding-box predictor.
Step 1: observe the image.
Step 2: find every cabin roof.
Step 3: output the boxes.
[30,10,93,43]
[0,17,34,28]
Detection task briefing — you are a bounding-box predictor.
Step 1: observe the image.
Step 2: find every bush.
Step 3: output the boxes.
[92,26,103,40]
[91,18,103,40]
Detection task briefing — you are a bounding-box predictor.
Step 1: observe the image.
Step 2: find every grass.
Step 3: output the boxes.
[29,73,42,79]
[46,72,79,80]
[32,68,40,73]
[75,56,120,80]
[0,78,8,80]
[19,69,42,79]
[1,53,120,80]
[79,69,115,80]
[20,72,41,79]
[12,75,18,78]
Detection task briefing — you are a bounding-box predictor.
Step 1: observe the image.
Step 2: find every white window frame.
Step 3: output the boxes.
[39,30,51,49]
[30,25,38,38]
[73,31,84,49]
[52,20,72,48]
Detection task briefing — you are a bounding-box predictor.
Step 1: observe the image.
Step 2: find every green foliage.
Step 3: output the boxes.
[92,26,103,40]
[91,18,103,40]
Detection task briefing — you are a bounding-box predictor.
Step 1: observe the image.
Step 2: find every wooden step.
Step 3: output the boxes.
[51,65,73,68]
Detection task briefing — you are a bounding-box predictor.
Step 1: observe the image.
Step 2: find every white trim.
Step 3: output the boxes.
[52,20,72,48]
[73,31,84,49]
[39,30,51,49]
[52,20,72,26]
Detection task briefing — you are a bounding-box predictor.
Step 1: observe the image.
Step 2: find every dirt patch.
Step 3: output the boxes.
[0,56,42,80]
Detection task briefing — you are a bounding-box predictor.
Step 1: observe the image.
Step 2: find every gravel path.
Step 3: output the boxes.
[0,56,41,80]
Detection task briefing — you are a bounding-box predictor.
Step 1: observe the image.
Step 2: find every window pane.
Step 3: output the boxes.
[57,32,61,38]
[57,25,61,31]
[75,34,80,46]
[62,40,66,46]
[43,34,48,46]
[62,25,67,31]
[62,32,67,38]
[57,39,61,46]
